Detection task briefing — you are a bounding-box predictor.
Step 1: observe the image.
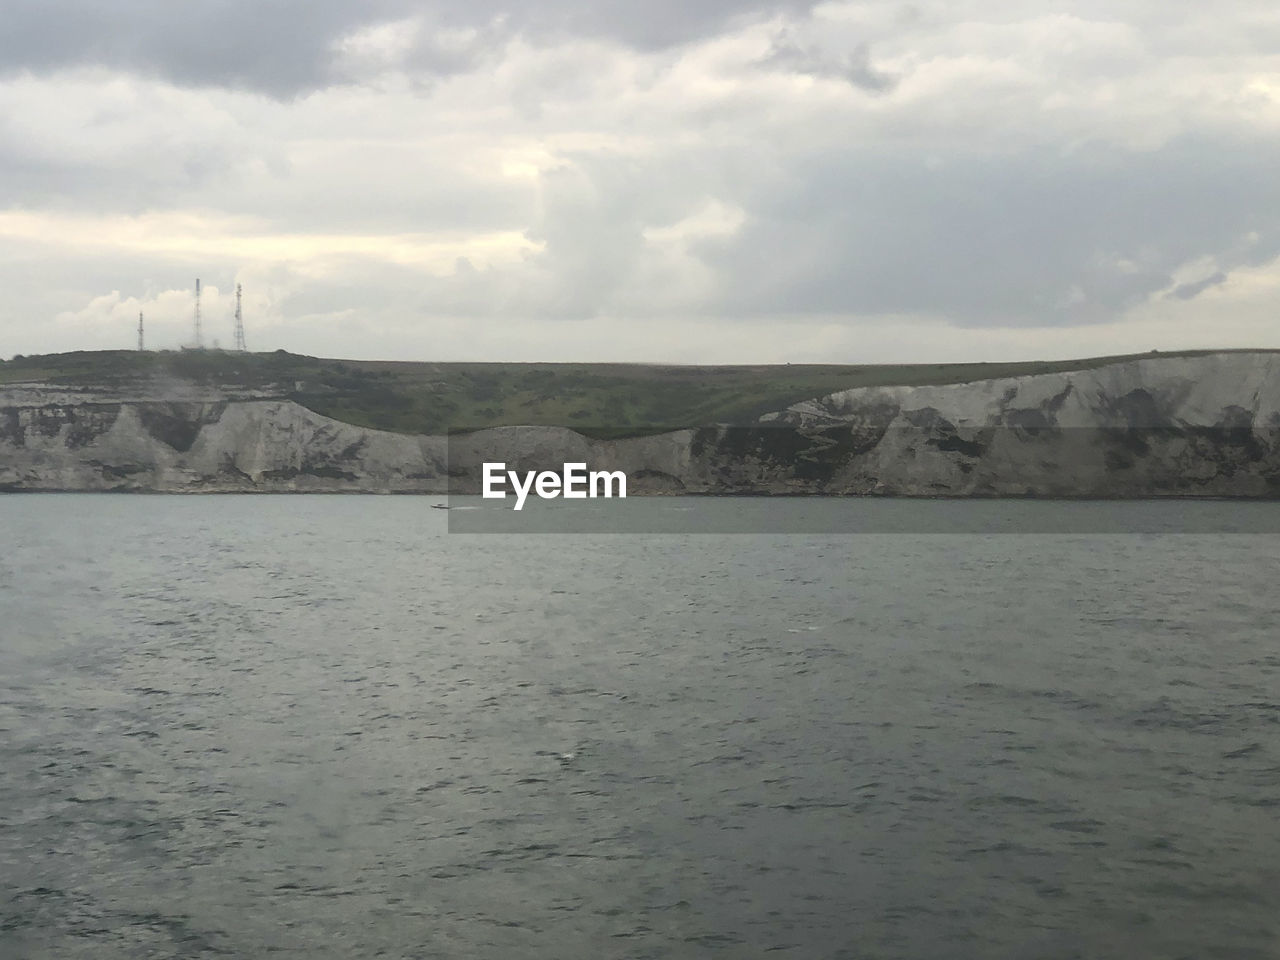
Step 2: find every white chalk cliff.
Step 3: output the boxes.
[2,352,1279,496]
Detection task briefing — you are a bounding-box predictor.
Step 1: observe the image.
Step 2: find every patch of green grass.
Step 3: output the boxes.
[3,347,1274,436]
[0,348,316,387]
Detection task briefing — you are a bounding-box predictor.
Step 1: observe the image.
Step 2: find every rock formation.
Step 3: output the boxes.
[3,352,1279,496]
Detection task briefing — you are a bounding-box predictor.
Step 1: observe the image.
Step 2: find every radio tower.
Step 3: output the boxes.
[137,311,144,351]
[193,278,203,349]
[232,283,246,352]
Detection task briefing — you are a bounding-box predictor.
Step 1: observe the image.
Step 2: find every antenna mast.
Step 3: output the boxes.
[232,283,246,352]
[194,278,203,349]
[138,311,144,351]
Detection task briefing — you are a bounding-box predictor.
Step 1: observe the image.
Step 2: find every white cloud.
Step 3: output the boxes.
[2,0,1279,361]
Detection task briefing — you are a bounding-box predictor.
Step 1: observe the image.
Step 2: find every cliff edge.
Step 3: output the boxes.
[2,351,1278,496]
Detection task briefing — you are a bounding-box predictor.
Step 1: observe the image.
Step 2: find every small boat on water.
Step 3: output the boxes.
[430,503,450,511]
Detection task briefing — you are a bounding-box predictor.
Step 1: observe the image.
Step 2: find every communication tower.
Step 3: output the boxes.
[194,278,203,349]
[232,284,246,352]
[138,311,144,351]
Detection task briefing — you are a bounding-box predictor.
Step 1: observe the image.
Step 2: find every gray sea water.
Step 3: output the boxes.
[1,495,1278,960]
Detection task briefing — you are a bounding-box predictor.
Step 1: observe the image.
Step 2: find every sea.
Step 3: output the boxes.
[1,495,1278,959]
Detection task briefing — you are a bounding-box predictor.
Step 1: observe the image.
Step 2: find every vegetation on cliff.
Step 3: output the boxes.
[2,347,1273,437]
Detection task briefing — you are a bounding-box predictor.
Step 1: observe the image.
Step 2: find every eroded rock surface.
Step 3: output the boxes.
[0,392,446,492]
[2,353,1279,495]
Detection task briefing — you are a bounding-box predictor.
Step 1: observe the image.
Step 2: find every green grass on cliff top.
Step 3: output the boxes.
[1,347,1272,436]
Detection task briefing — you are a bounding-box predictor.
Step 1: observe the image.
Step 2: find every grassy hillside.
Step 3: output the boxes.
[1,347,1271,436]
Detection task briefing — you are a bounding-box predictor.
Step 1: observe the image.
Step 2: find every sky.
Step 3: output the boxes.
[1,0,1278,363]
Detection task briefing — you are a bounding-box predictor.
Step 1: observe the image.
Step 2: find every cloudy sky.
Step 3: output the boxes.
[2,0,1278,363]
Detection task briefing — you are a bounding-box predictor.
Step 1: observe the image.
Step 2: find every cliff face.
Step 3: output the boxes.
[0,389,447,493]
[2,352,1279,495]
[731,352,1280,497]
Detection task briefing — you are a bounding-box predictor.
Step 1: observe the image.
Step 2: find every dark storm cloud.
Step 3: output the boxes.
[0,0,395,97]
[696,137,1280,326]
[0,0,821,96]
